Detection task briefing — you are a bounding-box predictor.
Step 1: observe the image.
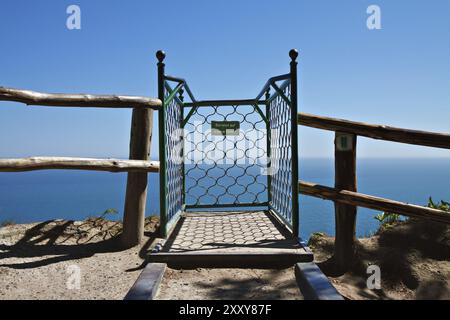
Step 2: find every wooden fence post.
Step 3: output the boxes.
[334,132,357,272]
[121,108,153,248]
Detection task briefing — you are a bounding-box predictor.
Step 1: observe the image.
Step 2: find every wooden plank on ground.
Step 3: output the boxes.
[149,251,313,269]
[124,263,166,300]
[295,262,344,300]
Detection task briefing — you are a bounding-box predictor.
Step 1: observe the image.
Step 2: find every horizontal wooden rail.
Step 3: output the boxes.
[298,112,450,149]
[299,180,450,224]
[0,157,160,173]
[0,87,161,109]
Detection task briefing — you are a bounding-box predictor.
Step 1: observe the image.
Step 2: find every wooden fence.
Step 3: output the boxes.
[0,86,161,248]
[298,112,450,271]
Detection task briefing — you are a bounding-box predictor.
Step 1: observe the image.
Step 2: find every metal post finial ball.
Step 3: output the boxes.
[156,50,166,63]
[289,49,299,61]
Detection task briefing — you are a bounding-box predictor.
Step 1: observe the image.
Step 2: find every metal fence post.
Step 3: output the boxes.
[290,49,300,238]
[157,50,167,238]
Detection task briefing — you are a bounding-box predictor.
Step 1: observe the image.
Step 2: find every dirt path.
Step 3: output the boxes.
[156,267,302,300]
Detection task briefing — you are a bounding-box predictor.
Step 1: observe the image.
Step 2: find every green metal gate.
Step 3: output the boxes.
[158,50,299,238]
[183,102,269,210]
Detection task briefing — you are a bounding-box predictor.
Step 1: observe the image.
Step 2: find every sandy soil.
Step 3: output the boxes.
[0,217,302,300]
[309,218,450,300]
[8,215,446,300]
[0,218,157,300]
[156,267,302,300]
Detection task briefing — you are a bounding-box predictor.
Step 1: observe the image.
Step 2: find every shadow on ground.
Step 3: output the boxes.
[158,267,302,300]
[193,269,299,300]
[0,217,159,270]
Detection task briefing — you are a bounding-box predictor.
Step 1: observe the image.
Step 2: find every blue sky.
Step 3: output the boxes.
[0,0,449,159]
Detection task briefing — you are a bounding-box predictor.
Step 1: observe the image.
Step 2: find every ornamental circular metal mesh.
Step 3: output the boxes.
[183,104,269,207]
[164,94,184,223]
[268,84,293,225]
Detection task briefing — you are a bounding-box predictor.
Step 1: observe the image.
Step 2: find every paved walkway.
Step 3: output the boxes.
[149,211,312,267]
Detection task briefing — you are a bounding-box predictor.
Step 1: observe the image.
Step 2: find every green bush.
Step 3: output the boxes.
[427,197,450,211]
[375,212,402,228]
[375,197,449,230]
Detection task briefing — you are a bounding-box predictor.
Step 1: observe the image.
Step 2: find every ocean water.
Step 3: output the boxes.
[0,158,448,240]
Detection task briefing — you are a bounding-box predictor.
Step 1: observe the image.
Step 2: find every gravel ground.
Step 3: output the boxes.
[0,219,151,300]
[156,267,302,300]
